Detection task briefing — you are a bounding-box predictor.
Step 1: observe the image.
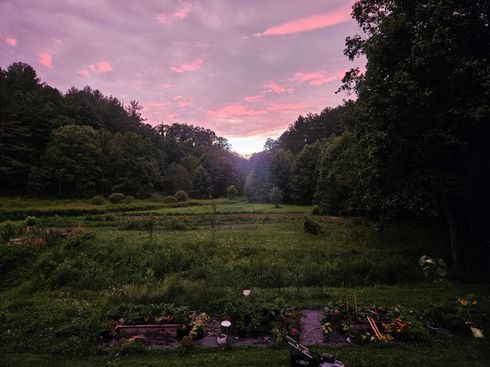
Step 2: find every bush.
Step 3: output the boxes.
[91,195,105,205]
[109,193,125,204]
[304,215,322,235]
[25,216,37,226]
[227,185,238,200]
[150,193,162,202]
[162,195,178,203]
[311,205,322,215]
[269,187,283,208]
[0,221,21,241]
[123,195,135,203]
[175,190,189,202]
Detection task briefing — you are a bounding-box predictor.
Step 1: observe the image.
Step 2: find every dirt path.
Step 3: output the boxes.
[299,310,324,345]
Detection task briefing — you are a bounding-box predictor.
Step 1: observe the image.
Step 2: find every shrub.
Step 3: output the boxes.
[91,195,105,205]
[25,216,37,226]
[304,215,322,235]
[175,190,189,202]
[109,193,125,204]
[162,195,178,203]
[123,195,135,203]
[227,185,238,200]
[150,193,162,202]
[0,221,21,241]
[269,187,283,208]
[311,205,322,215]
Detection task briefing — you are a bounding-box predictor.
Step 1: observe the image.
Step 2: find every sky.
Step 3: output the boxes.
[0,0,364,155]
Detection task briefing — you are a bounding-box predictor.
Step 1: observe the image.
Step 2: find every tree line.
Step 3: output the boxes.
[0,63,245,198]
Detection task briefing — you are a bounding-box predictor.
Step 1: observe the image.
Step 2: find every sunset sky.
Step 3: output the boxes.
[0,0,364,154]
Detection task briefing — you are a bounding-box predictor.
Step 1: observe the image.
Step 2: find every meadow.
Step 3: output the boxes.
[1,197,489,366]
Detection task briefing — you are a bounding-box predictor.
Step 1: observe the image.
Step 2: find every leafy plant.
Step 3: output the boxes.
[91,195,105,205]
[304,215,322,235]
[109,193,125,204]
[175,190,189,202]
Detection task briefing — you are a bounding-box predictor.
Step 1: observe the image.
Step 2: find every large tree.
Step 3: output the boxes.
[343,0,490,274]
[29,125,103,197]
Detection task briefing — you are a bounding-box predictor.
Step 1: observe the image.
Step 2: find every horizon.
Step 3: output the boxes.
[0,0,365,155]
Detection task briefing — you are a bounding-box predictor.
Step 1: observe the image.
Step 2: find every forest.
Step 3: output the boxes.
[1,1,489,366]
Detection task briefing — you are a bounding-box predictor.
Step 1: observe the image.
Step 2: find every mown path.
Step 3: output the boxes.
[299,309,324,345]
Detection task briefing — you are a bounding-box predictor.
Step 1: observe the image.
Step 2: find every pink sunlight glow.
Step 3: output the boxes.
[292,70,345,86]
[89,61,113,74]
[256,6,352,37]
[3,37,17,46]
[169,56,204,73]
[38,52,53,68]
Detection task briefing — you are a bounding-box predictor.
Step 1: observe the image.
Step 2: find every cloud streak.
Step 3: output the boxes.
[256,6,352,37]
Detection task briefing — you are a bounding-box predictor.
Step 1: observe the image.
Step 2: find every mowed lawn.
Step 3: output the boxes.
[1,198,489,366]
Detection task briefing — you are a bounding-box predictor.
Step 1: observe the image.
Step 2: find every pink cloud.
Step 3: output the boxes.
[267,102,308,112]
[90,61,113,74]
[156,3,192,24]
[244,82,293,103]
[244,94,264,103]
[173,95,192,107]
[256,6,351,37]
[264,82,293,94]
[77,68,89,76]
[169,57,204,73]
[38,52,53,68]
[3,37,17,47]
[292,70,345,86]
[207,103,267,119]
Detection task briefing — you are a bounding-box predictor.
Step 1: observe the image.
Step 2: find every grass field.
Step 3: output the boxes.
[1,197,489,366]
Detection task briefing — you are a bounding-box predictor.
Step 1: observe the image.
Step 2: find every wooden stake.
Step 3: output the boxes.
[354,293,358,318]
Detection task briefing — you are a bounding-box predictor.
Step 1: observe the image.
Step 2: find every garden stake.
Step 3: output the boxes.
[296,269,300,295]
[354,294,358,318]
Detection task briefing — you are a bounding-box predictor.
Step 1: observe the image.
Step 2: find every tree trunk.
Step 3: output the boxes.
[446,204,462,275]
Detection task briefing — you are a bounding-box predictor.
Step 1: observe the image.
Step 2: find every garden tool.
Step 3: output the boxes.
[286,335,344,367]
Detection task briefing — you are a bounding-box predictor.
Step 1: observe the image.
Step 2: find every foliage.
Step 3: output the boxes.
[303,215,322,235]
[226,185,238,200]
[24,216,37,226]
[0,221,22,241]
[91,195,105,205]
[191,166,212,199]
[291,143,321,205]
[162,195,178,203]
[109,193,125,204]
[269,187,283,208]
[175,190,189,202]
[418,255,448,283]
[342,0,490,274]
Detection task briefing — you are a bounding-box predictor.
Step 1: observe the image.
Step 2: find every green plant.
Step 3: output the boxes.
[91,195,105,205]
[175,190,189,202]
[311,205,322,215]
[109,193,125,204]
[25,216,37,226]
[123,195,135,203]
[418,255,448,283]
[227,185,238,200]
[0,221,21,241]
[162,195,178,203]
[269,187,283,208]
[150,193,162,202]
[304,215,322,235]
